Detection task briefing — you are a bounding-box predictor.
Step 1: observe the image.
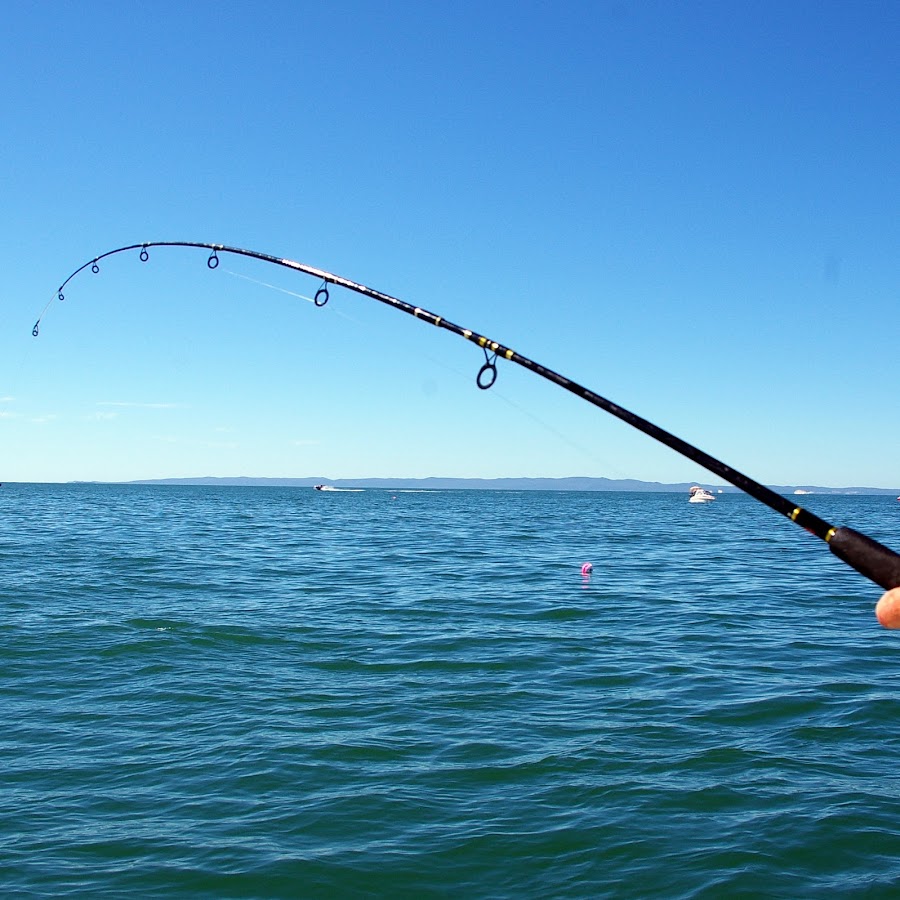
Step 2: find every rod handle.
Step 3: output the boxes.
[829,527,900,591]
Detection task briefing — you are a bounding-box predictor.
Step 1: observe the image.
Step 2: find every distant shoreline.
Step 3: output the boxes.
[104,476,899,495]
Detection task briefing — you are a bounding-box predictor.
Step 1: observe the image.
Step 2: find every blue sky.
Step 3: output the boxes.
[2,0,897,486]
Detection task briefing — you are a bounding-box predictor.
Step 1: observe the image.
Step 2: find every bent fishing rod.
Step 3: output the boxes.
[35,240,900,594]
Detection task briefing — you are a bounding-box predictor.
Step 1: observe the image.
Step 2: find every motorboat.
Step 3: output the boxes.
[688,485,716,503]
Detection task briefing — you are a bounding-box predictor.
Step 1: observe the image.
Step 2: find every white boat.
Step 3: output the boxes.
[688,485,716,503]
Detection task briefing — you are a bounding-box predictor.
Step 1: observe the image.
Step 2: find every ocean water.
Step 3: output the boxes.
[1,484,898,898]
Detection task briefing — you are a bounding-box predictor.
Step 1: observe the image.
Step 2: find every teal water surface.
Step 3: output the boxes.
[1,485,898,897]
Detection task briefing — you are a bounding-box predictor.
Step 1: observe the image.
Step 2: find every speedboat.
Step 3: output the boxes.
[688,485,716,503]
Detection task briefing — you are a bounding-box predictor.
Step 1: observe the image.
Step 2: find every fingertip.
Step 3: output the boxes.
[875,589,900,629]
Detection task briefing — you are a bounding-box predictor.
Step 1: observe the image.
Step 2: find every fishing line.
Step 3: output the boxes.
[35,240,900,595]
[227,267,622,472]
[222,267,369,332]
[222,268,319,303]
[32,294,58,335]
[467,373,637,480]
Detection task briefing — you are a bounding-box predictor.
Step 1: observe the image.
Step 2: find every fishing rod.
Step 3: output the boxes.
[35,240,900,594]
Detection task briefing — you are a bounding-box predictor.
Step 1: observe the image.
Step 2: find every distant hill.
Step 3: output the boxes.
[127,476,900,495]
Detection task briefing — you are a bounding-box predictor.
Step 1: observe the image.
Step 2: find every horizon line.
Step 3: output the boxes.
[4,475,894,494]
